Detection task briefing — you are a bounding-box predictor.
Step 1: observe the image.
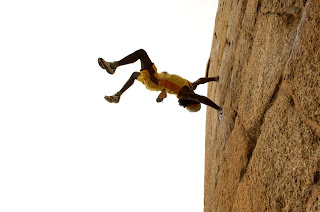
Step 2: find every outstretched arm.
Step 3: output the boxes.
[180,92,221,111]
[192,76,219,90]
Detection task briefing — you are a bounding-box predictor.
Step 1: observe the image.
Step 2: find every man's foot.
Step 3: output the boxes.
[218,109,223,121]
[104,94,120,103]
[98,58,117,75]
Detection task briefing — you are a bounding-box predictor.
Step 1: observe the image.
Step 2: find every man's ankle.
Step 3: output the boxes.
[115,91,122,96]
[111,61,119,69]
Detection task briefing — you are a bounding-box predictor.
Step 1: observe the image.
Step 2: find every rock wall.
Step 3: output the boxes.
[204,0,320,211]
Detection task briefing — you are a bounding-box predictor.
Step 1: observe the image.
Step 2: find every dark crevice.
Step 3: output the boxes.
[289,97,295,107]
[314,171,320,184]
[239,77,283,183]
[254,0,262,26]
[314,161,320,186]
[252,76,283,141]
[239,167,247,182]
[264,77,283,116]
[303,0,308,7]
[256,0,262,14]
[262,5,302,22]
[228,108,238,137]
[246,136,257,163]
[239,133,257,182]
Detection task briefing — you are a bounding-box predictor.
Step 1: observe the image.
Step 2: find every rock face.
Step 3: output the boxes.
[204,0,320,211]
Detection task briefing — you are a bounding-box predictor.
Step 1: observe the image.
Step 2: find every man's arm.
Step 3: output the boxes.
[156,89,167,103]
[179,92,221,110]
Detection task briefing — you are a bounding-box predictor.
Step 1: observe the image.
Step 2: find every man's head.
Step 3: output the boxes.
[178,98,201,112]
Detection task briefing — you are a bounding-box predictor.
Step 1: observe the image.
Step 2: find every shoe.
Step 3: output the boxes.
[104,94,120,103]
[98,58,116,75]
[218,109,223,121]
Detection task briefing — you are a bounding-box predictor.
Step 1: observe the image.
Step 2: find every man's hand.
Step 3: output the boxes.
[156,89,167,103]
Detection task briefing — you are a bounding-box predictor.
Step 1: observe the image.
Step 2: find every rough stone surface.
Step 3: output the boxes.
[204,0,320,211]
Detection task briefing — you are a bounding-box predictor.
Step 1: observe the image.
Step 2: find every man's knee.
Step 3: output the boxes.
[131,72,140,79]
[137,49,152,68]
[137,49,147,57]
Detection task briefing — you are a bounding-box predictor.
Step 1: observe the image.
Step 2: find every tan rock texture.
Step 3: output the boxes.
[204,0,320,211]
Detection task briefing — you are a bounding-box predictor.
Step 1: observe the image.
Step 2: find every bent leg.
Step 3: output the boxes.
[192,76,219,90]
[105,72,140,103]
[117,49,153,70]
[116,72,141,95]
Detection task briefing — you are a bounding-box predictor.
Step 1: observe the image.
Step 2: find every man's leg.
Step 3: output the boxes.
[98,49,153,74]
[104,72,140,103]
[117,49,153,70]
[117,72,141,95]
[192,76,219,90]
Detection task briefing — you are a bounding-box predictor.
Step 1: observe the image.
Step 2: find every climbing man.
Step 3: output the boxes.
[98,49,222,118]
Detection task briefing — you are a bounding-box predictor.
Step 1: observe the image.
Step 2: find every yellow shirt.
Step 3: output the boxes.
[137,64,193,97]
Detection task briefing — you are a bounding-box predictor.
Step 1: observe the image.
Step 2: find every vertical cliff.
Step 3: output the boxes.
[204,0,320,211]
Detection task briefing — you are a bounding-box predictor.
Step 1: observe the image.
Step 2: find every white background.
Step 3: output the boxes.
[0,0,218,211]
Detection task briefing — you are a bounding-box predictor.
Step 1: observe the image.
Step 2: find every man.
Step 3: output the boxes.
[98,49,222,118]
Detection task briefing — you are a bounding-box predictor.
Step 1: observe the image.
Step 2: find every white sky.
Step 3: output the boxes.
[0,0,218,211]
